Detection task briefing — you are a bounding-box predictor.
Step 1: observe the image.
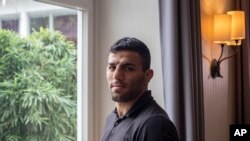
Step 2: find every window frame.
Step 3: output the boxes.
[0,0,94,140]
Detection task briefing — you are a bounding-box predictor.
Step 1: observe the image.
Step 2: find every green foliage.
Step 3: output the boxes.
[0,28,77,141]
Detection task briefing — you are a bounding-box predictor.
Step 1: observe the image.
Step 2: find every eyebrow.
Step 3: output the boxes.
[108,62,136,67]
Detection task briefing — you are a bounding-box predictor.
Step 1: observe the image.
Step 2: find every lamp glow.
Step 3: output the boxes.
[213,14,231,44]
[227,11,245,40]
[211,11,246,79]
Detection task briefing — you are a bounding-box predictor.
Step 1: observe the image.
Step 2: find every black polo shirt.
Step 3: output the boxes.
[100,91,179,141]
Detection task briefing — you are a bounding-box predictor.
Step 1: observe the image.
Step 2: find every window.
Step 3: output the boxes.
[0,0,81,140]
[1,19,19,33]
[30,16,49,32]
[29,13,77,43]
[54,14,77,44]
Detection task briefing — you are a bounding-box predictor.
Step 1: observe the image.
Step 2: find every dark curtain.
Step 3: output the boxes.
[159,0,204,141]
[236,0,250,124]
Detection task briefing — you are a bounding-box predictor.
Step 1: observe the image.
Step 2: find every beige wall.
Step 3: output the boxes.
[94,0,164,140]
[200,0,237,141]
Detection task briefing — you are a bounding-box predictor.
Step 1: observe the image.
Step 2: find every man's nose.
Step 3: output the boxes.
[113,67,124,80]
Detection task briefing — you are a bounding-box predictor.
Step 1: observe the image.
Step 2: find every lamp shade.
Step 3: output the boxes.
[214,14,231,44]
[227,11,245,40]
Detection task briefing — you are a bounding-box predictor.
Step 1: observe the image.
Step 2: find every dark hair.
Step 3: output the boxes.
[110,37,151,71]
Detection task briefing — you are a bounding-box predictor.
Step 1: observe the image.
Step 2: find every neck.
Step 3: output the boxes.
[116,99,136,117]
[116,90,147,117]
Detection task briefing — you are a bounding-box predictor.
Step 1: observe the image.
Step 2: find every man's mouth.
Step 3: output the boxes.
[111,82,126,88]
[112,84,125,88]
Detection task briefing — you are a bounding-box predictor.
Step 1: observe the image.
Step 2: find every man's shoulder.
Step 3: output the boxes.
[132,110,179,141]
[141,100,169,117]
[132,101,170,124]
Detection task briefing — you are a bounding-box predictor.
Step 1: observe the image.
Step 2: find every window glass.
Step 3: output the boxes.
[54,15,77,44]
[0,0,79,141]
[2,19,19,32]
[30,16,49,32]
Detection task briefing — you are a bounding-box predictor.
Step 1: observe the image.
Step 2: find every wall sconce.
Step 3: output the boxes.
[211,11,245,79]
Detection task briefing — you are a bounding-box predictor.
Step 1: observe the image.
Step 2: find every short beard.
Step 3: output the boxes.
[111,90,141,103]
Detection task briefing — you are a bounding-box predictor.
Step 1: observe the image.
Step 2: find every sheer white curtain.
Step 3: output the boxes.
[159,0,204,141]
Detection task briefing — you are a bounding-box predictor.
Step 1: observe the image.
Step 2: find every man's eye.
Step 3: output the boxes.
[108,65,116,70]
[126,66,135,71]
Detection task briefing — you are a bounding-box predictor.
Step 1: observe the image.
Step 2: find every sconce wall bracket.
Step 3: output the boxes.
[211,44,239,79]
[211,59,222,78]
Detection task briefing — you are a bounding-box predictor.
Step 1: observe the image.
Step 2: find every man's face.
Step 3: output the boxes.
[107,51,153,103]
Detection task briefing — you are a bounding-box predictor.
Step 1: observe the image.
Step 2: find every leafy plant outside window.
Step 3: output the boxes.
[0,28,77,141]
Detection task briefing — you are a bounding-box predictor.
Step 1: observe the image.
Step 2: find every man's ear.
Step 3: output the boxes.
[144,69,154,84]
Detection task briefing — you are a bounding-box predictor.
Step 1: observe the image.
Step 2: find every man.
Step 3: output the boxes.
[100,37,179,141]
